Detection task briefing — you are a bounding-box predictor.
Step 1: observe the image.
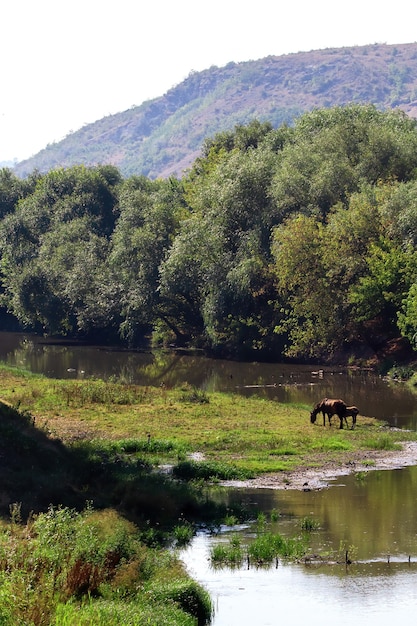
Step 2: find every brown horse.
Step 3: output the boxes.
[310,398,348,429]
[341,405,359,429]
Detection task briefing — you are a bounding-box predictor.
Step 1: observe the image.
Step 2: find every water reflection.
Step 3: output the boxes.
[216,466,417,561]
[1,332,417,428]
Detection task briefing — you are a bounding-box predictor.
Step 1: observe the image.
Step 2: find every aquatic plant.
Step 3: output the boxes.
[211,536,244,566]
[300,516,320,531]
[173,522,194,547]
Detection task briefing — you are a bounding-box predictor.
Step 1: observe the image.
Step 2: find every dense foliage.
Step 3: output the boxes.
[2,104,417,362]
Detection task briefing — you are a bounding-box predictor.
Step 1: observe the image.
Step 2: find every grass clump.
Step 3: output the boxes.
[0,504,211,626]
[151,579,213,625]
[300,516,320,531]
[173,460,255,482]
[363,434,402,451]
[179,384,210,404]
[210,511,308,567]
[211,536,244,566]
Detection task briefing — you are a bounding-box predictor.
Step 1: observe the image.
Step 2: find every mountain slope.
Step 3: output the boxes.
[14,42,417,179]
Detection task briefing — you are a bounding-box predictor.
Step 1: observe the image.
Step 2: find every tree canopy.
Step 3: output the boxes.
[2,104,417,362]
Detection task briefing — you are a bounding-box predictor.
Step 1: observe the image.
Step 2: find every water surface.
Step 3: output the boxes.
[1,331,416,427]
[182,467,417,625]
[2,331,417,624]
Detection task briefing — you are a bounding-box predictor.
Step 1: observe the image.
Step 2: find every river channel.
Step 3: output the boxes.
[1,331,417,624]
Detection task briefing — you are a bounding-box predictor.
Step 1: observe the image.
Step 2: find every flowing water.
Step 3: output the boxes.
[1,331,417,624]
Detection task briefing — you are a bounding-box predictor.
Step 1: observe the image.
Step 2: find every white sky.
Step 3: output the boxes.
[1,0,416,163]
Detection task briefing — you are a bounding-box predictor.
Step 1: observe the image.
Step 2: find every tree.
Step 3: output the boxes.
[110,176,187,344]
[0,166,121,334]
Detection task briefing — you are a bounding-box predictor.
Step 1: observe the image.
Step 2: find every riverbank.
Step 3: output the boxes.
[221,440,417,490]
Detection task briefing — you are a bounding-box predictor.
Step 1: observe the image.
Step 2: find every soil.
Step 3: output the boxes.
[219,441,417,491]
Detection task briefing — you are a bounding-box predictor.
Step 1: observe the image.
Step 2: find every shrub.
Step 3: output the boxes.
[151,579,213,625]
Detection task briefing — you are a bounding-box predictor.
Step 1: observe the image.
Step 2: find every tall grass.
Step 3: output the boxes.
[0,504,212,626]
[57,379,154,406]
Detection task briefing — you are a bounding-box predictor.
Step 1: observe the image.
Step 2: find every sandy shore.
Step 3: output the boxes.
[220,441,417,491]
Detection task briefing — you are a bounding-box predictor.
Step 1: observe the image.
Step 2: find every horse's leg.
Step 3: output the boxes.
[338,414,344,429]
[322,410,326,426]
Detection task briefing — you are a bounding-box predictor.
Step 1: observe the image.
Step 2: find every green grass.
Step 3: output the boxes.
[2,364,413,480]
[300,516,320,531]
[211,530,308,567]
[362,434,402,451]
[0,505,212,626]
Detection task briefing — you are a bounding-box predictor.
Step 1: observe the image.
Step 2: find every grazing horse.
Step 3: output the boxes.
[341,406,359,429]
[310,398,348,429]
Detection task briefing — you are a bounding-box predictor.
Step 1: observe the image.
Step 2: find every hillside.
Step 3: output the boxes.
[14,42,417,179]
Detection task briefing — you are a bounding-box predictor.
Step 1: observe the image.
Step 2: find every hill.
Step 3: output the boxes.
[13,42,417,179]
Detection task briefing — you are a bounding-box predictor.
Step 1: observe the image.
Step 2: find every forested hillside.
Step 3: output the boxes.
[2,105,417,364]
[13,43,417,180]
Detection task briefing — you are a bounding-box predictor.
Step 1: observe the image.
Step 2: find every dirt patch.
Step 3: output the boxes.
[220,441,417,491]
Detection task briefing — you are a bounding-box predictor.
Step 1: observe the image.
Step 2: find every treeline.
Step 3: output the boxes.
[2,104,417,362]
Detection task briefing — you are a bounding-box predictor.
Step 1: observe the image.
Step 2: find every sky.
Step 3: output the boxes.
[1,0,416,164]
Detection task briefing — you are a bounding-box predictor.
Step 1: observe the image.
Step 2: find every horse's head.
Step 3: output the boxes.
[310,410,317,424]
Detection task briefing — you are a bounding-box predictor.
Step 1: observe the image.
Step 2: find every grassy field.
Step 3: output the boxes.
[1,365,414,476]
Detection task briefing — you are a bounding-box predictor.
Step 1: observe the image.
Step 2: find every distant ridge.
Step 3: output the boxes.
[14,42,417,179]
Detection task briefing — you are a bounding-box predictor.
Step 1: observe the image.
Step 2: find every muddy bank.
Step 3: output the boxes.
[220,441,417,491]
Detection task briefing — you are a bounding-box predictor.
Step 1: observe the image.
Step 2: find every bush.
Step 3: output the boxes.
[151,579,213,626]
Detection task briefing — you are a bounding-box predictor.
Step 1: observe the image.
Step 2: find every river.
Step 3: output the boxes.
[1,331,417,624]
[1,331,417,426]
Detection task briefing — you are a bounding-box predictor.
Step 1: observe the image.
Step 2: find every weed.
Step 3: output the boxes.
[0,505,210,626]
[179,384,210,404]
[355,470,368,482]
[150,579,213,625]
[211,537,244,567]
[255,512,267,533]
[248,532,306,563]
[300,516,320,531]
[223,514,240,526]
[173,522,194,547]
[270,509,280,522]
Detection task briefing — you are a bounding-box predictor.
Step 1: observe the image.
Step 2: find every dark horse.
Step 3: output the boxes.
[342,405,360,429]
[310,398,348,429]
